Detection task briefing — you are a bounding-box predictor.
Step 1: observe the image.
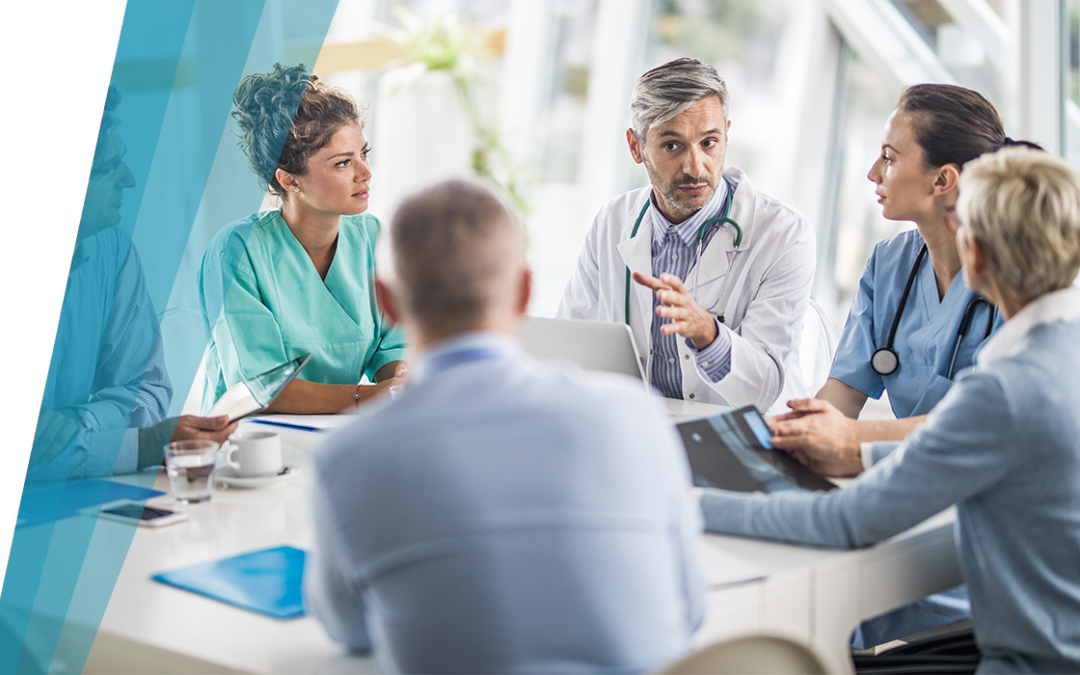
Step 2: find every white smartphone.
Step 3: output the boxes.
[89,499,189,528]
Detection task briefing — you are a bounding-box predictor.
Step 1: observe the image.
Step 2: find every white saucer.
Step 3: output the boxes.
[216,465,299,489]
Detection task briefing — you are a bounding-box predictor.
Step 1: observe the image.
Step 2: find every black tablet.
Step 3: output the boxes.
[676,405,837,494]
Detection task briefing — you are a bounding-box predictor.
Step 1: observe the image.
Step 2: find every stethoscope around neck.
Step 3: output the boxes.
[624,178,743,325]
[870,243,996,379]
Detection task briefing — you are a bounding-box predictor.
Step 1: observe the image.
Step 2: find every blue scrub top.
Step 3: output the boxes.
[829,229,1003,419]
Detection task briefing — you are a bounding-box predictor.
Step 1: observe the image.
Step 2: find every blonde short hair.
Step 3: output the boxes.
[957,148,1080,299]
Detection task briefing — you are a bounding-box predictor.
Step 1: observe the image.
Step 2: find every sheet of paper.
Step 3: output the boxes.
[700,540,768,588]
[207,381,259,420]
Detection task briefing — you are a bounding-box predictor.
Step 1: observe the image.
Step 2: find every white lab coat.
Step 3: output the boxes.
[557,167,815,414]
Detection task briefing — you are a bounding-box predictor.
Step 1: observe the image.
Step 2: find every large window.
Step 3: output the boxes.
[131,0,1075,414]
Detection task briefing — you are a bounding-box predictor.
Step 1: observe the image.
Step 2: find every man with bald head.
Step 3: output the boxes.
[304,179,705,674]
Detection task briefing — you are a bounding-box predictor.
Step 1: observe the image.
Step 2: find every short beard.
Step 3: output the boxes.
[658,175,716,215]
[641,156,717,217]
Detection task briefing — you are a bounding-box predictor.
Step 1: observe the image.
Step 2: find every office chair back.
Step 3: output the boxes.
[159,306,210,416]
[799,297,840,396]
[656,634,837,674]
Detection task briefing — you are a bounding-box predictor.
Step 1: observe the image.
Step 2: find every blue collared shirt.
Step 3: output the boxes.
[306,331,706,674]
[649,183,733,399]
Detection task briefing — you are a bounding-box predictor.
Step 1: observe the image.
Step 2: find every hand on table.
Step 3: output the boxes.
[171,415,239,446]
[356,362,409,406]
[632,271,719,350]
[767,399,864,477]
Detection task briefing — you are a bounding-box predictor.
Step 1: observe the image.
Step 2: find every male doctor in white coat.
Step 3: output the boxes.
[558,57,815,414]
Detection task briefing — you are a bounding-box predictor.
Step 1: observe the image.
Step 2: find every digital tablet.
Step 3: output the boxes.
[207,353,312,423]
[676,405,837,494]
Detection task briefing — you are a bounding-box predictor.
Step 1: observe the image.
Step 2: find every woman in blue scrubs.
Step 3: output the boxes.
[770,85,1036,649]
[769,85,1028,473]
[200,64,407,414]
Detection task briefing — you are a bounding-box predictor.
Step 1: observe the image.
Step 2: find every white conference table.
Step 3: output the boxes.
[81,400,962,674]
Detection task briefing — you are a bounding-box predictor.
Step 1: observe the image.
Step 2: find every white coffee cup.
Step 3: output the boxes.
[225,431,283,477]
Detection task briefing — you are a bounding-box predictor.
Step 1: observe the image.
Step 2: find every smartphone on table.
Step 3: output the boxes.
[86,499,189,528]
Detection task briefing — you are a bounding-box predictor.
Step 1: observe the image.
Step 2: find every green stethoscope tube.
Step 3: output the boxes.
[624,180,742,324]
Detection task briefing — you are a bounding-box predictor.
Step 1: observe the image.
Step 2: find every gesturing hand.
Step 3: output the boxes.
[632,271,718,350]
[767,399,864,477]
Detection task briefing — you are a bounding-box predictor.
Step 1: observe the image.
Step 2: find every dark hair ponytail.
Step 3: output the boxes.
[896,85,1034,169]
[1003,136,1046,151]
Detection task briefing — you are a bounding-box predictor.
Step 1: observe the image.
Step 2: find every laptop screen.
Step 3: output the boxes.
[517,317,646,383]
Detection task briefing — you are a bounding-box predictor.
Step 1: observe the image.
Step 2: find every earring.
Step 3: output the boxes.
[292,187,300,194]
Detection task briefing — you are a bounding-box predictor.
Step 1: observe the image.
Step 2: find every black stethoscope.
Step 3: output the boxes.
[624,178,742,325]
[870,243,996,379]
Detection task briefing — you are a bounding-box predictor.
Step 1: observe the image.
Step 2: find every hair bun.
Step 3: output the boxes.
[232,63,311,186]
[231,63,362,198]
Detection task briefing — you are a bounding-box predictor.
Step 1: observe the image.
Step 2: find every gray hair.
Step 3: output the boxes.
[384,178,525,336]
[91,83,123,176]
[958,148,1080,299]
[630,57,730,140]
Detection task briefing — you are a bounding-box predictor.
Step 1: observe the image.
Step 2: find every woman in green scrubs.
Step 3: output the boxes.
[200,64,406,414]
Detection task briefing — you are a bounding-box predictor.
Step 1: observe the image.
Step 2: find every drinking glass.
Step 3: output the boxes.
[165,440,220,504]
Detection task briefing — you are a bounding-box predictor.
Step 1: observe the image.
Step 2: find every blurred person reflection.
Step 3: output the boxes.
[28,84,236,482]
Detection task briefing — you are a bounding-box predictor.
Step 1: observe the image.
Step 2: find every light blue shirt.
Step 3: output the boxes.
[29,228,171,482]
[702,289,1080,674]
[305,332,705,674]
[830,229,1002,418]
[648,183,734,398]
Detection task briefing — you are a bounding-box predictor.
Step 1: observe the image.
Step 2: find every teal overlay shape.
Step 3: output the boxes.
[0,1,340,672]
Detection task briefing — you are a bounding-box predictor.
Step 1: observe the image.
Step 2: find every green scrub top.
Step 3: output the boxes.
[199,209,406,409]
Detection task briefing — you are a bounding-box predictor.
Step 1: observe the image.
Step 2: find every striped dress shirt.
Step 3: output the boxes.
[648,181,734,399]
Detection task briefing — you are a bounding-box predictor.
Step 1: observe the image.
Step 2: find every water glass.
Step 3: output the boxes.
[165,440,220,504]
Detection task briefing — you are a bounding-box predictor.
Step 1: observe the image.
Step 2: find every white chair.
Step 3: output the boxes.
[181,349,209,415]
[157,306,210,416]
[799,297,840,396]
[656,633,839,675]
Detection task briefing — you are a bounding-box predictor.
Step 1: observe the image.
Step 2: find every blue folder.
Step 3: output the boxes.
[17,480,165,528]
[152,546,306,619]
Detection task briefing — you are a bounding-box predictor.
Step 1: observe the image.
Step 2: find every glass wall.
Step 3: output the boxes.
[1065,0,1080,166]
[99,0,1072,412]
[640,0,796,195]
